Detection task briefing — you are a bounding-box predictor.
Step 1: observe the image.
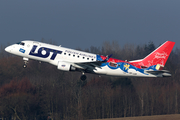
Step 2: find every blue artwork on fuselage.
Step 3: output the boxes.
[96,55,157,75]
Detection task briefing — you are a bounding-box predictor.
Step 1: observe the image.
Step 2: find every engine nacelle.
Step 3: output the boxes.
[57,61,76,71]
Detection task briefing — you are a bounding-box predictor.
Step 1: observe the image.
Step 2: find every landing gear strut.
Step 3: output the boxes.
[23,63,27,68]
[23,57,29,68]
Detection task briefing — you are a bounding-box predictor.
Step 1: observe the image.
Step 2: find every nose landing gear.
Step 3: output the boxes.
[80,72,87,81]
[23,63,27,68]
[23,57,29,68]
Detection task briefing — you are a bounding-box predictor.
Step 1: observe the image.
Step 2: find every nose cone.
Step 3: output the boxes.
[5,46,12,52]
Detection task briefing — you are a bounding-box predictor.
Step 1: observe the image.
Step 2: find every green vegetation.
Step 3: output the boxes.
[0,40,180,120]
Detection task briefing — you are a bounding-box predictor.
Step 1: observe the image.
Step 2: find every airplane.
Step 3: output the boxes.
[5,40,175,81]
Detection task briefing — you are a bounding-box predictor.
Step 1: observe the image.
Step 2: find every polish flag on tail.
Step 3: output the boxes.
[130,41,175,70]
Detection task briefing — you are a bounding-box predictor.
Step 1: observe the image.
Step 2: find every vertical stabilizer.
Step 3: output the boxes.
[131,41,175,70]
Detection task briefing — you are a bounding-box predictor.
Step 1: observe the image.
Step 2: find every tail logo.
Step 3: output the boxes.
[154,52,168,59]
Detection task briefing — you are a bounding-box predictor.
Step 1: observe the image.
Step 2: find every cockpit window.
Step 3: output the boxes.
[16,42,25,46]
[21,42,25,46]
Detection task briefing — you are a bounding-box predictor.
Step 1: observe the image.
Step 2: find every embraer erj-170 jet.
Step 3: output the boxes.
[5,40,175,80]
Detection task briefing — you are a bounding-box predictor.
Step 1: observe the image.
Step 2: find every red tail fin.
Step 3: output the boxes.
[131,41,175,70]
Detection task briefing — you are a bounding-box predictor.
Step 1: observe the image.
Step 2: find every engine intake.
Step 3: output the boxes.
[57,61,76,71]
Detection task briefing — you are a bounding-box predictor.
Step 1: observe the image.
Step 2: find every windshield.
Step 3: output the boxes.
[16,42,25,46]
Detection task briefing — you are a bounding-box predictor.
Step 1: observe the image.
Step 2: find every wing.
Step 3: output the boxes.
[72,54,113,71]
[76,61,103,67]
[73,60,105,72]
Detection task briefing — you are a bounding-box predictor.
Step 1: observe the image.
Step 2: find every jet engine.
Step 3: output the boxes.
[57,61,76,71]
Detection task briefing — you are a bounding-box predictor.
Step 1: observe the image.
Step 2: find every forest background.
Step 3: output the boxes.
[0,39,180,120]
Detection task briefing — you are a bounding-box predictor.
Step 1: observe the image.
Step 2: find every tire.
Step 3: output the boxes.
[80,75,87,81]
[23,64,27,68]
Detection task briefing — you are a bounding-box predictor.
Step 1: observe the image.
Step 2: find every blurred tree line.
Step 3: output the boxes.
[0,40,180,120]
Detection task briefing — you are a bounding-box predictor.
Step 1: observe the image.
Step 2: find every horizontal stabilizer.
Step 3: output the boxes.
[145,70,171,77]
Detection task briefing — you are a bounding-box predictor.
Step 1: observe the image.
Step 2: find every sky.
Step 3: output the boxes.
[0,0,180,49]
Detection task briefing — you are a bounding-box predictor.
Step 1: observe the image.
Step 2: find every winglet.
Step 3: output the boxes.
[103,54,113,62]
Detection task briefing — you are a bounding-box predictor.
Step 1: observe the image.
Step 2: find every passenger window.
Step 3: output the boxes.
[109,62,118,67]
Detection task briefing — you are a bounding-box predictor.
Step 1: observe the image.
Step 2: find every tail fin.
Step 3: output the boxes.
[130,41,175,70]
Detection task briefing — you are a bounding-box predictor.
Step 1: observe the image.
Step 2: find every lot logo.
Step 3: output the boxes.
[19,48,25,53]
[29,45,62,60]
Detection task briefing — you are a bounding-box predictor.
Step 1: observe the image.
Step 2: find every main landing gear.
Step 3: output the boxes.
[80,72,87,81]
[23,57,29,68]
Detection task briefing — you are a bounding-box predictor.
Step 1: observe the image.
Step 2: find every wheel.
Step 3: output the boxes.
[23,64,27,68]
[80,75,87,81]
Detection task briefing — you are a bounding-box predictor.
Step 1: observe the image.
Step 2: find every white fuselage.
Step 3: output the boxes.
[5,40,165,78]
